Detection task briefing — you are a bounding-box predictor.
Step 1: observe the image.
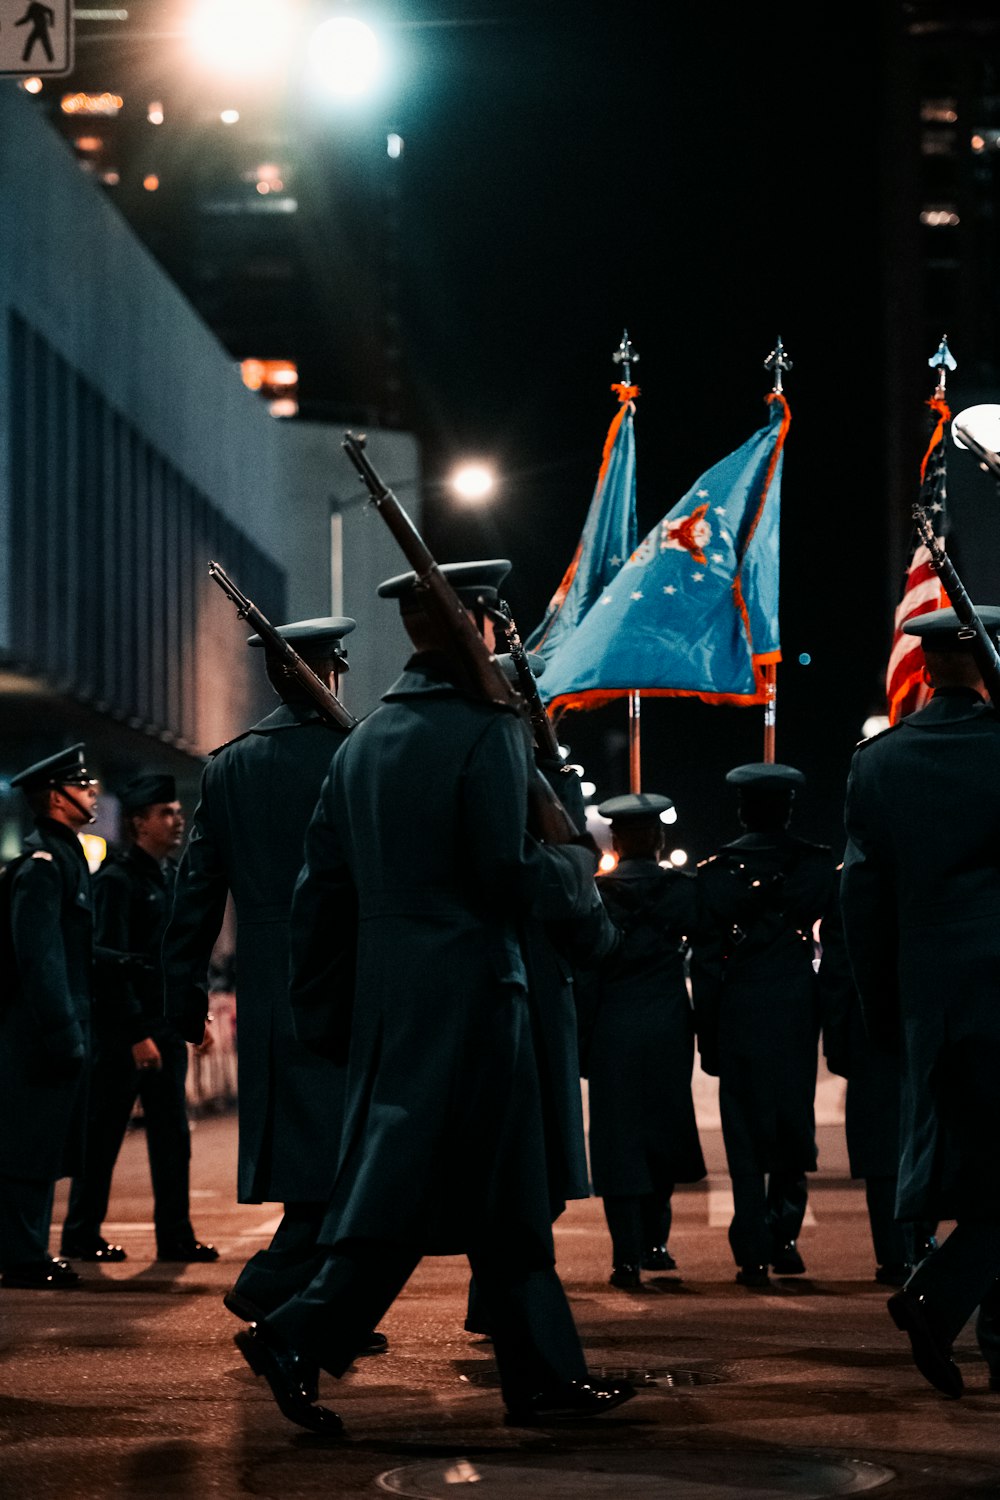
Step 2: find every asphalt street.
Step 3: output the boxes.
[2,1065,999,1499]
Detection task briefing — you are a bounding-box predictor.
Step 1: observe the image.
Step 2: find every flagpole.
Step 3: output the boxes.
[761,337,792,763]
[613,329,644,790]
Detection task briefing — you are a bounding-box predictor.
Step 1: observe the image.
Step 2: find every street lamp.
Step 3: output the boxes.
[449,462,496,504]
[306,17,382,100]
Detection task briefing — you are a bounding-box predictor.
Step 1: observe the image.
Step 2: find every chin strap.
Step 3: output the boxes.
[57,785,96,825]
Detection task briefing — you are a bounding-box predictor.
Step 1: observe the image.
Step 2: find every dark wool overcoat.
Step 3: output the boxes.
[841,688,1000,1222]
[586,859,706,1196]
[817,867,903,1181]
[691,830,835,1179]
[288,660,610,1257]
[0,819,94,1179]
[163,703,349,1203]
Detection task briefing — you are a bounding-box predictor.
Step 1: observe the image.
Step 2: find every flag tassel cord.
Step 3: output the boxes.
[628,689,641,791]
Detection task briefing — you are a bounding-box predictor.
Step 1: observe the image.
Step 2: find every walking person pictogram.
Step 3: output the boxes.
[15,2,55,64]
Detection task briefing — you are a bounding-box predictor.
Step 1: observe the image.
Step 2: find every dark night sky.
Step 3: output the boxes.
[50,1,906,857]
[378,2,889,859]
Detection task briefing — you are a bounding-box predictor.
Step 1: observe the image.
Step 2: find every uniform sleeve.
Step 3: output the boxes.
[840,754,901,1052]
[93,863,145,1036]
[10,858,86,1062]
[161,774,230,1044]
[461,714,603,923]
[287,771,357,1058]
[816,868,855,1078]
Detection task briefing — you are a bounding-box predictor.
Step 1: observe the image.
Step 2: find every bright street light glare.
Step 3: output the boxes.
[449,462,496,503]
[306,17,382,100]
[187,0,293,79]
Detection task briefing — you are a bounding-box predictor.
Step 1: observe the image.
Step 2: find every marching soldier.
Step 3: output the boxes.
[585,792,706,1289]
[841,606,1000,1398]
[162,616,384,1345]
[691,763,835,1288]
[60,772,217,1265]
[234,560,636,1434]
[0,746,100,1287]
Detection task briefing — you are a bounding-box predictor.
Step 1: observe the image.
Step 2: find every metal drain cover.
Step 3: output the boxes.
[377,1451,895,1498]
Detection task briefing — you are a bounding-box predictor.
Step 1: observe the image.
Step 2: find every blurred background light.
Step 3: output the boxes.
[306,17,382,100]
[187,0,293,79]
[669,848,688,866]
[449,461,496,504]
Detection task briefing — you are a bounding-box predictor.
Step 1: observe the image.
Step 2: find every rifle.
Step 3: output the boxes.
[492,596,564,764]
[911,503,1000,709]
[341,432,580,844]
[208,560,358,732]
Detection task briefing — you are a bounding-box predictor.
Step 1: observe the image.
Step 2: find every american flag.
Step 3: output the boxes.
[884,393,951,724]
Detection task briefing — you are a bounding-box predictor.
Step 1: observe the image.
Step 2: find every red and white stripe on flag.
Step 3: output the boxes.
[885,393,951,725]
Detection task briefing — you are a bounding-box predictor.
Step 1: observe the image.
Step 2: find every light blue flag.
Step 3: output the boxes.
[538,394,789,709]
[526,391,638,656]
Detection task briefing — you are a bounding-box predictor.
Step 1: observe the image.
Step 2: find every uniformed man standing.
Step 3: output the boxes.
[586,792,706,1289]
[162,617,379,1333]
[841,606,1000,1398]
[0,745,100,1287]
[234,560,636,1434]
[60,772,217,1265]
[691,763,834,1288]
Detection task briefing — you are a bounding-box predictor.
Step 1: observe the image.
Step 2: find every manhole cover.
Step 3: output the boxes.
[461,1366,723,1389]
[377,1451,895,1498]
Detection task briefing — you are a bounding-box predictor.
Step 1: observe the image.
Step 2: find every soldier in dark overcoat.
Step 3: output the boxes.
[818,865,916,1286]
[690,763,835,1288]
[61,772,217,1265]
[841,606,1000,1398]
[463,650,620,1335]
[586,792,706,1289]
[163,617,368,1325]
[0,746,101,1287]
[234,561,636,1435]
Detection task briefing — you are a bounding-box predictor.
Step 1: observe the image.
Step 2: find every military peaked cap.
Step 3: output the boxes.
[10,743,96,793]
[119,772,177,814]
[597,791,674,822]
[496,650,546,684]
[377,559,511,611]
[725,762,805,790]
[246,616,356,651]
[902,605,1000,652]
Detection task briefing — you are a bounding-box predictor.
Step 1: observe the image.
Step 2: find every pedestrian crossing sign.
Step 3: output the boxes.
[0,0,73,77]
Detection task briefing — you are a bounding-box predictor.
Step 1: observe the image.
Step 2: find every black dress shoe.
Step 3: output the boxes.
[156,1239,219,1263]
[641,1245,678,1272]
[234,1326,343,1434]
[223,1291,388,1356]
[506,1377,637,1425]
[735,1264,771,1288]
[609,1264,642,1289]
[875,1263,913,1288]
[61,1236,127,1263]
[887,1288,963,1398]
[771,1241,806,1275]
[2,1258,82,1289]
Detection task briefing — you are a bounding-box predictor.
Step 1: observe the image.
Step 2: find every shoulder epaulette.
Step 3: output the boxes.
[854,722,901,750]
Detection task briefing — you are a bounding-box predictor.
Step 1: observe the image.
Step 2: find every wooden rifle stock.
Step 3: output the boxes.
[208,560,358,731]
[341,433,580,844]
[912,505,1000,710]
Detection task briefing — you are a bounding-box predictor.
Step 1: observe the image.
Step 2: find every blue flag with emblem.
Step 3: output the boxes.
[526,384,639,657]
[538,393,789,710]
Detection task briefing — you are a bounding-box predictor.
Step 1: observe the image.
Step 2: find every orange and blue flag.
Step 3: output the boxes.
[537,393,789,711]
[526,382,638,656]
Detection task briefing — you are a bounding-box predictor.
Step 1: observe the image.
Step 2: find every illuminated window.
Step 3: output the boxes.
[240,357,298,394]
[62,91,123,115]
[74,136,103,153]
[921,98,958,124]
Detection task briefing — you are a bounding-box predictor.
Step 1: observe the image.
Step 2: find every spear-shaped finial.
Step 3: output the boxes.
[764,336,793,393]
[612,328,639,386]
[928,333,957,397]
